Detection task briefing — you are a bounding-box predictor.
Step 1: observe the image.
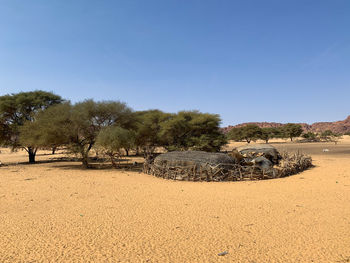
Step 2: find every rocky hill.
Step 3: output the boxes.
[222,116,350,134]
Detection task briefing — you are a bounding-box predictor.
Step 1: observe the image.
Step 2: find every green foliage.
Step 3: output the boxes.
[0,90,62,124]
[227,124,262,143]
[26,100,133,167]
[321,130,334,138]
[259,127,282,143]
[0,90,63,163]
[282,123,303,141]
[97,126,134,153]
[0,118,10,145]
[19,103,72,148]
[160,111,226,152]
[133,110,172,155]
[96,126,135,167]
[227,127,244,142]
[320,130,341,142]
[1,90,235,167]
[302,132,318,141]
[344,132,350,136]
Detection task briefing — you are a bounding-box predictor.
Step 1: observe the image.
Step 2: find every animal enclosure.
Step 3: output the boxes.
[143,149,312,181]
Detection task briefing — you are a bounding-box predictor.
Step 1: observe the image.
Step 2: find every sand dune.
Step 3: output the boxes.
[0,139,350,262]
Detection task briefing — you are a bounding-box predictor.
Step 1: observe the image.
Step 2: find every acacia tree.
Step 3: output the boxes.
[70,100,134,167]
[133,110,173,156]
[282,123,303,141]
[320,130,341,144]
[0,90,63,163]
[96,126,135,168]
[302,132,318,142]
[19,103,72,156]
[227,124,262,143]
[24,100,134,168]
[259,127,282,143]
[160,111,227,152]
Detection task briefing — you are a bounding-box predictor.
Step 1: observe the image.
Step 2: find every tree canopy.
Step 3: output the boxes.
[160,111,227,152]
[133,110,173,156]
[22,100,134,167]
[0,90,63,163]
[96,126,135,167]
[227,124,262,143]
[282,123,303,141]
[259,127,282,143]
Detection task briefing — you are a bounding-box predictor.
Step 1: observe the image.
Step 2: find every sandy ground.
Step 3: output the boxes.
[1,138,350,262]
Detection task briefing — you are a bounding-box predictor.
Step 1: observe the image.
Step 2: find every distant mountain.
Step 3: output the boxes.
[222,116,350,134]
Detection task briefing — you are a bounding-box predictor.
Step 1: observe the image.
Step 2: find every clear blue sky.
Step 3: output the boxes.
[0,0,349,126]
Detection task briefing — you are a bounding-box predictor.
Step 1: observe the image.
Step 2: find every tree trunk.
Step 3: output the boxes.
[28,147,37,163]
[265,139,269,144]
[81,153,89,168]
[52,146,57,155]
[290,137,293,141]
[81,143,93,168]
[125,148,129,156]
[110,155,118,168]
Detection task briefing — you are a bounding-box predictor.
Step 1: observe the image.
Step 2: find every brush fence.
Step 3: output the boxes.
[143,151,312,182]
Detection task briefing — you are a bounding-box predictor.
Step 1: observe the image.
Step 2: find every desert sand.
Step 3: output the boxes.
[1,138,350,262]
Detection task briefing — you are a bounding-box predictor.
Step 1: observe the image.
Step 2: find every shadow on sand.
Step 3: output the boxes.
[1,156,144,173]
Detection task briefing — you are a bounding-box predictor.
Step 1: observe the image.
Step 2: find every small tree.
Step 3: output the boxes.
[320,130,341,144]
[259,127,281,143]
[0,90,63,163]
[96,126,135,168]
[302,132,318,142]
[282,124,303,141]
[227,125,262,143]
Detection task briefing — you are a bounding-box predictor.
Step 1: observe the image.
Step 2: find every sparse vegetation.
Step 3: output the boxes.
[0,90,344,170]
[300,130,342,144]
[0,91,227,168]
[227,125,286,143]
[302,132,318,141]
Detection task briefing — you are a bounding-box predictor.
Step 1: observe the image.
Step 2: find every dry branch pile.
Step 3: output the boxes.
[143,149,313,182]
[275,151,313,177]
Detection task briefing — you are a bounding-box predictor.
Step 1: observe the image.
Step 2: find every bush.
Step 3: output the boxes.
[96,126,135,167]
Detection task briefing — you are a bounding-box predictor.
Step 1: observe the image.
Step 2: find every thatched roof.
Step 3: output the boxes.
[154,151,236,168]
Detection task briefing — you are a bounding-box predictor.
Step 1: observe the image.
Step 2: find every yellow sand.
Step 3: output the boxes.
[1,138,350,262]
